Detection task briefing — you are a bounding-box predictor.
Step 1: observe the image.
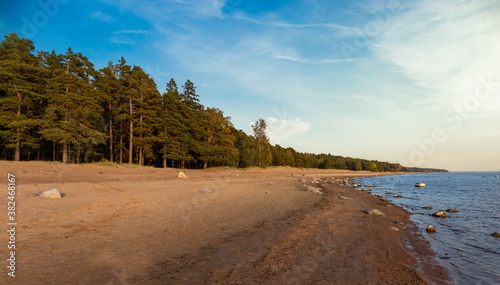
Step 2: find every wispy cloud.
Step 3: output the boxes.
[110,29,150,45]
[90,11,115,23]
[231,14,361,35]
[374,0,500,109]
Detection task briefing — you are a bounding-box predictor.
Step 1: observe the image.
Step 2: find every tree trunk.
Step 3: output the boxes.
[53,141,56,161]
[119,132,123,164]
[163,157,167,168]
[204,160,208,169]
[109,101,114,162]
[14,89,22,161]
[139,147,143,166]
[128,96,133,164]
[62,142,68,163]
[139,114,143,166]
[14,139,20,161]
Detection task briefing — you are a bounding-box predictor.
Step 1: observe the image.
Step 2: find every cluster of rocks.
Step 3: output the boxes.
[325,178,350,186]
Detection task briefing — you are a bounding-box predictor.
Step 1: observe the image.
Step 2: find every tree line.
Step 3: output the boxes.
[0,33,446,172]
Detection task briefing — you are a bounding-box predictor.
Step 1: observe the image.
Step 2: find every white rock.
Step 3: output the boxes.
[38,189,62,199]
[177,171,188,179]
[366,208,386,216]
[306,186,323,195]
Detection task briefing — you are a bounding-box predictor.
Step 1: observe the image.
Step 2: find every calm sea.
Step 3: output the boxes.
[359,172,500,285]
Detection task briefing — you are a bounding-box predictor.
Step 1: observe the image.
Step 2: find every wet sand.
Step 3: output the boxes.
[0,161,450,284]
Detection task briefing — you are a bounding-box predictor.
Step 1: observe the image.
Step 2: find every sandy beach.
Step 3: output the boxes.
[0,161,450,284]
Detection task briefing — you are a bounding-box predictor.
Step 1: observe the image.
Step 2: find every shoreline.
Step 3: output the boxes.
[0,162,450,284]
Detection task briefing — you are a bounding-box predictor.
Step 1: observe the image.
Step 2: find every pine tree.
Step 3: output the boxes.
[128,65,161,165]
[0,33,45,161]
[40,48,105,163]
[159,78,189,167]
[95,61,121,162]
[252,118,273,167]
[202,107,237,168]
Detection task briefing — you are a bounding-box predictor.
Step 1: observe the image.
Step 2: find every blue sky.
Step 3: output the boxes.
[1,0,499,171]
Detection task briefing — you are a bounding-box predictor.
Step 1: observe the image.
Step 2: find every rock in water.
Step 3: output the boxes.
[366,208,386,216]
[393,194,402,198]
[306,186,323,195]
[426,225,437,233]
[446,209,459,213]
[422,206,433,210]
[491,232,500,237]
[177,171,188,179]
[38,189,62,198]
[415,182,426,187]
[432,211,448,218]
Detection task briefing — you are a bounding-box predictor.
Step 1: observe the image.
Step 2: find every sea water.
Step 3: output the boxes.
[359,172,500,285]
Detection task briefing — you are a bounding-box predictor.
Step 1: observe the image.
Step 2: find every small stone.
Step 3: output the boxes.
[38,189,62,199]
[389,226,399,231]
[426,225,437,233]
[177,172,188,179]
[366,208,386,216]
[491,232,500,237]
[422,206,433,210]
[446,209,459,213]
[306,186,323,195]
[385,192,393,194]
[393,194,402,198]
[432,211,448,218]
[268,182,275,185]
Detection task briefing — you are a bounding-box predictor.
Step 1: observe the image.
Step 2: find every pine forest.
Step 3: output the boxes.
[0,33,446,172]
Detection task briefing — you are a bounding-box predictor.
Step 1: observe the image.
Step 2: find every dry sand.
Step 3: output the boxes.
[0,161,450,284]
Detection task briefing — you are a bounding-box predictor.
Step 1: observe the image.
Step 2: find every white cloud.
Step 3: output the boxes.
[374,0,500,108]
[90,11,115,23]
[110,29,150,45]
[265,117,310,145]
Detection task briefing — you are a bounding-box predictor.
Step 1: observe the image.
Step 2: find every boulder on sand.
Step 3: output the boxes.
[366,208,386,216]
[38,188,62,199]
[306,186,323,195]
[177,171,188,179]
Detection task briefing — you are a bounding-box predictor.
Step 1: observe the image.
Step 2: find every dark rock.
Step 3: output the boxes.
[446,209,459,213]
[491,232,500,237]
[422,206,433,210]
